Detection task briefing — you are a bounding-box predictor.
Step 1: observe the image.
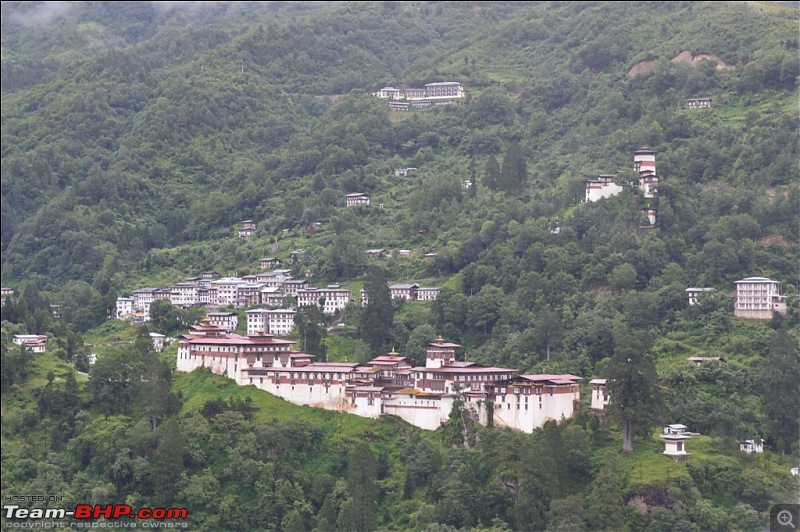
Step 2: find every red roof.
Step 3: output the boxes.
[184,334,295,347]
[243,363,359,373]
[412,365,514,374]
[520,374,582,383]
[371,355,409,363]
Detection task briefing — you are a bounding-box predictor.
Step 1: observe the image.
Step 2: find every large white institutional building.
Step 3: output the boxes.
[176,320,582,433]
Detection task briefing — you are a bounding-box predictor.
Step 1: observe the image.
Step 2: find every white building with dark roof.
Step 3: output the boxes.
[207,311,238,333]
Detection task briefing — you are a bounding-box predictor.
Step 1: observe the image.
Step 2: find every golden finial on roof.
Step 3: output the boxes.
[388,347,399,356]
[435,335,445,342]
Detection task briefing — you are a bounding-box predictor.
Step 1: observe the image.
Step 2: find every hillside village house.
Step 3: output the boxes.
[687,97,712,109]
[178,327,582,434]
[201,271,220,280]
[734,277,787,319]
[13,334,48,353]
[1,287,14,300]
[686,287,715,306]
[345,193,371,207]
[260,257,282,269]
[238,220,257,238]
[739,439,764,454]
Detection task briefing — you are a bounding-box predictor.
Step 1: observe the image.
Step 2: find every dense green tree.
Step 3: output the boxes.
[360,265,394,355]
[514,439,556,531]
[483,155,501,192]
[586,464,626,531]
[499,142,527,194]
[533,306,563,361]
[762,329,800,454]
[151,418,184,507]
[346,442,378,532]
[294,305,327,361]
[606,327,663,453]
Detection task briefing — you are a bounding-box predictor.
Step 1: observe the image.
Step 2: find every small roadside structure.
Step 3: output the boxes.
[662,432,691,459]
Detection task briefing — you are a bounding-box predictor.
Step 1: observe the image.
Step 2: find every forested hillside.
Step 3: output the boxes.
[2,1,799,530]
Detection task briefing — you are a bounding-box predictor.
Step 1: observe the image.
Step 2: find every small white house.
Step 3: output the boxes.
[589,378,609,410]
[739,439,764,454]
[662,433,691,458]
[791,467,799,476]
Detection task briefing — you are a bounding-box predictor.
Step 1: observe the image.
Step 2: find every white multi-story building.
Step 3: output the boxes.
[237,282,264,307]
[296,287,351,315]
[424,81,465,100]
[283,279,309,296]
[211,278,247,306]
[246,308,296,336]
[170,280,200,308]
[734,277,787,319]
[132,288,158,312]
[266,309,296,336]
